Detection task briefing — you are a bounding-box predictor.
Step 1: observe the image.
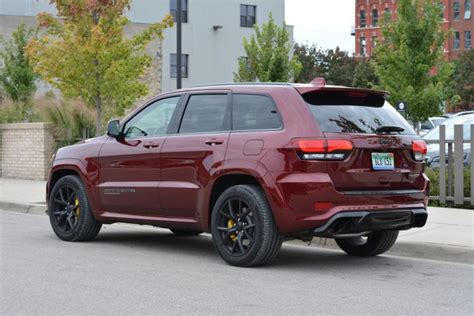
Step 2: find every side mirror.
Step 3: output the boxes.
[107,120,122,139]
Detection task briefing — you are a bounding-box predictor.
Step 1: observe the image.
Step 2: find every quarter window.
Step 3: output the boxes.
[240,5,256,27]
[179,94,229,133]
[232,94,282,131]
[170,0,188,23]
[124,97,180,138]
[170,54,188,78]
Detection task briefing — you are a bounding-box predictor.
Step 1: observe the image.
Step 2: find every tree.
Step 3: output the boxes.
[372,0,455,125]
[235,14,301,82]
[452,49,474,111]
[294,43,373,87]
[352,58,379,88]
[27,0,173,136]
[0,24,38,119]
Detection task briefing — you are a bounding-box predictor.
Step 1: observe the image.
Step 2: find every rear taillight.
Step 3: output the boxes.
[412,140,427,161]
[296,139,353,160]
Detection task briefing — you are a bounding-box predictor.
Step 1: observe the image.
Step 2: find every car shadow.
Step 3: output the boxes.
[91,228,411,271]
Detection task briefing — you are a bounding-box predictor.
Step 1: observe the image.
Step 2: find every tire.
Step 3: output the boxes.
[211,185,282,267]
[335,230,399,257]
[48,175,102,241]
[169,228,202,236]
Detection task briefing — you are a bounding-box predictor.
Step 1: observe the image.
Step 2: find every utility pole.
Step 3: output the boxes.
[176,0,182,89]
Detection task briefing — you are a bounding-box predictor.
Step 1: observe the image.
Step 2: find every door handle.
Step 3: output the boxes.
[143,141,159,149]
[205,138,224,146]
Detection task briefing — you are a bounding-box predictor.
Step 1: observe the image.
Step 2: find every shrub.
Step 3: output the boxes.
[426,167,473,209]
[37,97,95,149]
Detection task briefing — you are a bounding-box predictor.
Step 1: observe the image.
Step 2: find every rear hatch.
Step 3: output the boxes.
[302,88,424,192]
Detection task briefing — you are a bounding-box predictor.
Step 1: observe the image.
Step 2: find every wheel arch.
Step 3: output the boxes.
[203,166,283,232]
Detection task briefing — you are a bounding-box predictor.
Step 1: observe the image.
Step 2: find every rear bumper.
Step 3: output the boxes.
[312,208,427,238]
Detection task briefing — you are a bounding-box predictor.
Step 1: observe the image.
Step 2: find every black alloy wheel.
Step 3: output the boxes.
[211,185,282,267]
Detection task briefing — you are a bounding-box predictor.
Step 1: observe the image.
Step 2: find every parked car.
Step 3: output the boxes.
[455,111,474,117]
[47,80,429,267]
[423,114,474,168]
[419,116,446,136]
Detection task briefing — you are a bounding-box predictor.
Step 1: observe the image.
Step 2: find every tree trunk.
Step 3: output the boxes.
[95,95,102,137]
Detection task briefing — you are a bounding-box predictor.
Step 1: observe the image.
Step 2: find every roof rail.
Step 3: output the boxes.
[191,82,293,88]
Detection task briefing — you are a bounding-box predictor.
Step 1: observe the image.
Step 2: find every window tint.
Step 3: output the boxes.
[304,91,415,135]
[232,94,282,131]
[124,97,180,138]
[454,32,460,49]
[179,94,229,133]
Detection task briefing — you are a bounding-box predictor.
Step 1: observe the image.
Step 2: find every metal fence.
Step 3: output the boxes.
[425,124,474,206]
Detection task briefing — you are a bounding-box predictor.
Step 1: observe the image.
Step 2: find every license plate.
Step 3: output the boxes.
[371,152,395,170]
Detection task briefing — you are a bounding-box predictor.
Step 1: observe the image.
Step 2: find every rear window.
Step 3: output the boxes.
[304,91,415,135]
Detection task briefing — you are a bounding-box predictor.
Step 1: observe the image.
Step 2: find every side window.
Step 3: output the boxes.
[123,96,180,138]
[232,94,282,131]
[179,94,229,133]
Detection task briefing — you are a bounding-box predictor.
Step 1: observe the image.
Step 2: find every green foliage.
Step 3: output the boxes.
[39,99,96,149]
[293,43,378,87]
[235,14,301,82]
[453,49,474,110]
[26,0,173,136]
[0,102,27,123]
[426,167,473,209]
[372,0,456,125]
[0,23,38,120]
[352,58,379,88]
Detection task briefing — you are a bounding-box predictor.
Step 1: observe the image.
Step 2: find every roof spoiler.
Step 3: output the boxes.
[294,77,389,98]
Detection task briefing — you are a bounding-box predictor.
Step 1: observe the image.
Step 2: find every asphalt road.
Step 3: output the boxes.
[1,210,473,315]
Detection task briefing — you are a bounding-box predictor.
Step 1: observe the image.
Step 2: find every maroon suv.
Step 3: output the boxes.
[46,79,429,267]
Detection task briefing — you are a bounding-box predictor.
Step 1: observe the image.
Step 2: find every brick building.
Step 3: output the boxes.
[353,0,473,60]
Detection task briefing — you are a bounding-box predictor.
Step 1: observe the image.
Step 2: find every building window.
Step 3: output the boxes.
[240,4,256,27]
[170,0,188,23]
[372,9,379,27]
[170,54,188,78]
[439,2,445,19]
[465,31,472,48]
[454,32,460,49]
[465,0,472,19]
[360,10,367,27]
[372,36,377,48]
[453,1,461,20]
[383,7,392,24]
[360,37,367,55]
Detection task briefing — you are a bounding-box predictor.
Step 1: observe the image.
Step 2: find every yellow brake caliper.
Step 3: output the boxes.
[74,197,80,217]
[227,219,237,241]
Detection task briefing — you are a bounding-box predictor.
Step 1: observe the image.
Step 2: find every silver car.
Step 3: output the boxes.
[423,114,473,168]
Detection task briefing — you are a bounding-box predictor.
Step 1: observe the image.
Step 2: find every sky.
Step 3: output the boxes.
[285,0,355,53]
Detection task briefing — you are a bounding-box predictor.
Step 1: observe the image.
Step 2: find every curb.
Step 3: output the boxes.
[0,201,47,216]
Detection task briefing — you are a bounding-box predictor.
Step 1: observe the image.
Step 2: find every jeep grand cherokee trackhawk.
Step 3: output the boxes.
[46,79,429,267]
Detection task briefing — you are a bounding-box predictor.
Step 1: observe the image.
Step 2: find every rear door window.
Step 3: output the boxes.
[232,94,282,131]
[304,91,415,135]
[179,94,230,133]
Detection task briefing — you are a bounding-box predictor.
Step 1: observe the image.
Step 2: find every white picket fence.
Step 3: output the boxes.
[425,124,474,206]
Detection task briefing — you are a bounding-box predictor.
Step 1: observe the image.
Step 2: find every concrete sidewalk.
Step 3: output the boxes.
[1,177,473,263]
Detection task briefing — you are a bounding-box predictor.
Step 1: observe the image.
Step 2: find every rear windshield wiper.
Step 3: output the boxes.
[375,126,405,134]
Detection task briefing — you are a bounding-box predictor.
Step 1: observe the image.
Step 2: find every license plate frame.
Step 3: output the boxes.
[371,152,395,171]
